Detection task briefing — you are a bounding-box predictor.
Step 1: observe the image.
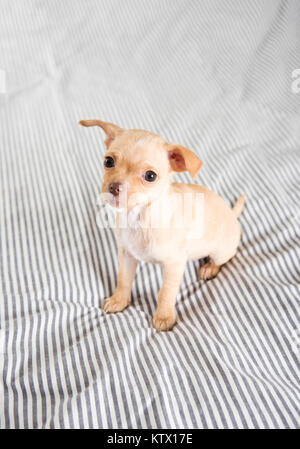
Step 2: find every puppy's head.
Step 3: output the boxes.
[79,119,202,209]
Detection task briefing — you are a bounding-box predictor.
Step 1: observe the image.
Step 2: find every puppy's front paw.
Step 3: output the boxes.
[103,295,129,313]
[153,313,176,332]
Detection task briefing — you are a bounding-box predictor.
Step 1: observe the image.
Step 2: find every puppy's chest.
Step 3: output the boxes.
[118,225,159,263]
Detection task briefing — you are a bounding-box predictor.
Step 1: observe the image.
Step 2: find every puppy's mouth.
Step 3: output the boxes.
[103,192,125,209]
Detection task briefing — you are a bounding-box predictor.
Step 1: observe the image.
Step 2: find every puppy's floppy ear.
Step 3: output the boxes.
[78,119,123,148]
[167,143,203,179]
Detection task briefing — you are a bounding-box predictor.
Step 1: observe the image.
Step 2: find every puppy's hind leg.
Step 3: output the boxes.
[199,245,238,281]
[199,260,221,280]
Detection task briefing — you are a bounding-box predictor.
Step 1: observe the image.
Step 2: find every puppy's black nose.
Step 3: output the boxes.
[108,182,122,197]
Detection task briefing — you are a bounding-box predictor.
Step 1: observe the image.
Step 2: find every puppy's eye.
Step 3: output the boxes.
[143,170,157,182]
[104,156,115,168]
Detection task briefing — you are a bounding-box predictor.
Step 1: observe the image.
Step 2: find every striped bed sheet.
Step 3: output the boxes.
[0,0,299,429]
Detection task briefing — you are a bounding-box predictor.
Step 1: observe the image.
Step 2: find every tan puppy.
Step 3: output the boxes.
[79,119,245,331]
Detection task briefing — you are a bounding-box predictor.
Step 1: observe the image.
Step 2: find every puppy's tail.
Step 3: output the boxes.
[232,194,245,218]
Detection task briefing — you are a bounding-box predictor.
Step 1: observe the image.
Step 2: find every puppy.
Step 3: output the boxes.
[79,119,245,331]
